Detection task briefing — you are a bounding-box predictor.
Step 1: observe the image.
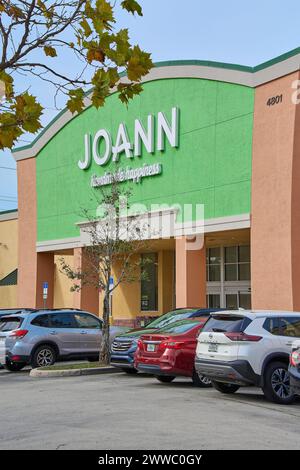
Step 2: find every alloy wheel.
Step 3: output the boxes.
[36,349,54,367]
[271,367,291,399]
[198,374,211,385]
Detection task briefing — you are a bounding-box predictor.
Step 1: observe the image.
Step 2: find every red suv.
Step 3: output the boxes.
[134,319,211,387]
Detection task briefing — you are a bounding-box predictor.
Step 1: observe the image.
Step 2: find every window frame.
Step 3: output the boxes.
[48,312,78,329]
[74,312,102,330]
[141,253,158,312]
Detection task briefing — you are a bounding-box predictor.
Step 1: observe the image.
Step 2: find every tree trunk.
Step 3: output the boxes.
[99,292,110,365]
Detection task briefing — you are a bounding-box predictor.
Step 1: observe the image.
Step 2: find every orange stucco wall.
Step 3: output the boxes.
[175,237,206,308]
[251,71,300,310]
[0,217,18,308]
[17,158,38,308]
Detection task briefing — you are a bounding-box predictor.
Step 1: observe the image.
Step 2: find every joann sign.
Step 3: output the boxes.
[78,107,180,174]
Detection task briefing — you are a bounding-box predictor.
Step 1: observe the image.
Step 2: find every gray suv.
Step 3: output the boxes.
[0,309,124,371]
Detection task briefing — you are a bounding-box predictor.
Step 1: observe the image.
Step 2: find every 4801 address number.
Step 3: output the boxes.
[266,95,283,106]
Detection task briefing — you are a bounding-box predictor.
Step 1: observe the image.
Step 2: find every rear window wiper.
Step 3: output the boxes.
[212,328,227,332]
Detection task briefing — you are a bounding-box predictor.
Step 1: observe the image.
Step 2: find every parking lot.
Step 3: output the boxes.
[1,368,300,450]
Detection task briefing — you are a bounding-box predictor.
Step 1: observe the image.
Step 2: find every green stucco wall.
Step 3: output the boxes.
[36,77,254,242]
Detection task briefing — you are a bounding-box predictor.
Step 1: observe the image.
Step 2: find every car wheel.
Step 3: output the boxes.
[155,375,175,383]
[192,369,212,388]
[31,345,56,368]
[122,368,138,374]
[5,361,26,372]
[212,381,240,394]
[262,361,294,404]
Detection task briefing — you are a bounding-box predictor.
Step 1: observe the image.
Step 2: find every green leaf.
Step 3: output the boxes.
[80,18,92,37]
[67,88,85,114]
[117,82,143,105]
[43,45,57,57]
[91,69,111,108]
[127,45,152,81]
[121,0,143,16]
[0,71,14,99]
[86,41,105,63]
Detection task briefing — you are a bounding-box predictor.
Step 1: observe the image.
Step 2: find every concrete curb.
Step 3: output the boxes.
[30,366,122,378]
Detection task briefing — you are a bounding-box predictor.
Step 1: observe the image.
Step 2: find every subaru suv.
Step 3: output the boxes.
[0,309,124,371]
[195,310,300,404]
[111,307,224,373]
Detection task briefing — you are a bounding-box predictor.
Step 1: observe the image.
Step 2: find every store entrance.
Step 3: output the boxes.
[206,242,251,310]
[207,289,251,309]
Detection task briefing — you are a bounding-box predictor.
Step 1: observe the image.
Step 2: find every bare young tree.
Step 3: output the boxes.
[59,177,152,365]
[0,0,152,149]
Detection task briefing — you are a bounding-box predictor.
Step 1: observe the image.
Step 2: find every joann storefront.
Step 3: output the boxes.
[8,50,300,324]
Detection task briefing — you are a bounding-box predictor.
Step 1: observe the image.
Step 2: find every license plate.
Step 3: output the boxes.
[147,344,156,352]
[208,343,218,352]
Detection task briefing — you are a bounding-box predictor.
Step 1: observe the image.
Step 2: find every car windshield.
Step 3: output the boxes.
[156,320,201,335]
[146,309,196,329]
[0,317,23,332]
[201,315,251,333]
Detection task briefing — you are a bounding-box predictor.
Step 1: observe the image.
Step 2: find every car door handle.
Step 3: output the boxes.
[80,331,88,334]
[286,342,293,346]
[50,331,57,335]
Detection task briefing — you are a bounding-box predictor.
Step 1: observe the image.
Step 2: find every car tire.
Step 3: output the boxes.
[155,375,175,383]
[212,381,240,394]
[192,369,212,388]
[31,345,56,368]
[122,368,138,374]
[5,360,26,372]
[262,361,295,405]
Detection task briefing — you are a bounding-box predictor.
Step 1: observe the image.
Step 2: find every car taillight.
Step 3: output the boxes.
[225,332,262,342]
[9,329,28,339]
[137,339,143,349]
[290,350,300,367]
[161,341,185,350]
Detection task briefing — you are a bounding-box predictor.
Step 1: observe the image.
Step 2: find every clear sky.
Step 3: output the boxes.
[1,0,300,210]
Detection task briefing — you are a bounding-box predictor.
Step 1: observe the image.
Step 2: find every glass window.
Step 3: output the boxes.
[49,313,77,328]
[239,293,251,309]
[224,245,251,281]
[206,247,221,281]
[226,294,238,309]
[263,317,281,335]
[202,315,251,333]
[225,264,238,281]
[207,294,221,309]
[31,315,50,328]
[239,245,250,262]
[141,253,158,311]
[279,317,300,338]
[74,313,102,329]
[0,317,23,332]
[239,263,251,281]
[225,246,237,264]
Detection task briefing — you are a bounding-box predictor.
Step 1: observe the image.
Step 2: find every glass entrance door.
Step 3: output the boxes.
[206,245,251,309]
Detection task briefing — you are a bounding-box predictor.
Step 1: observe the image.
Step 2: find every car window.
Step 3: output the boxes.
[0,317,23,332]
[263,317,281,335]
[146,309,196,329]
[201,315,251,333]
[49,313,77,328]
[157,321,201,335]
[31,315,50,328]
[279,316,300,337]
[74,313,102,329]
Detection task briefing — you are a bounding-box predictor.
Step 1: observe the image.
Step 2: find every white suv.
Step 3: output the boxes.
[195,310,300,404]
